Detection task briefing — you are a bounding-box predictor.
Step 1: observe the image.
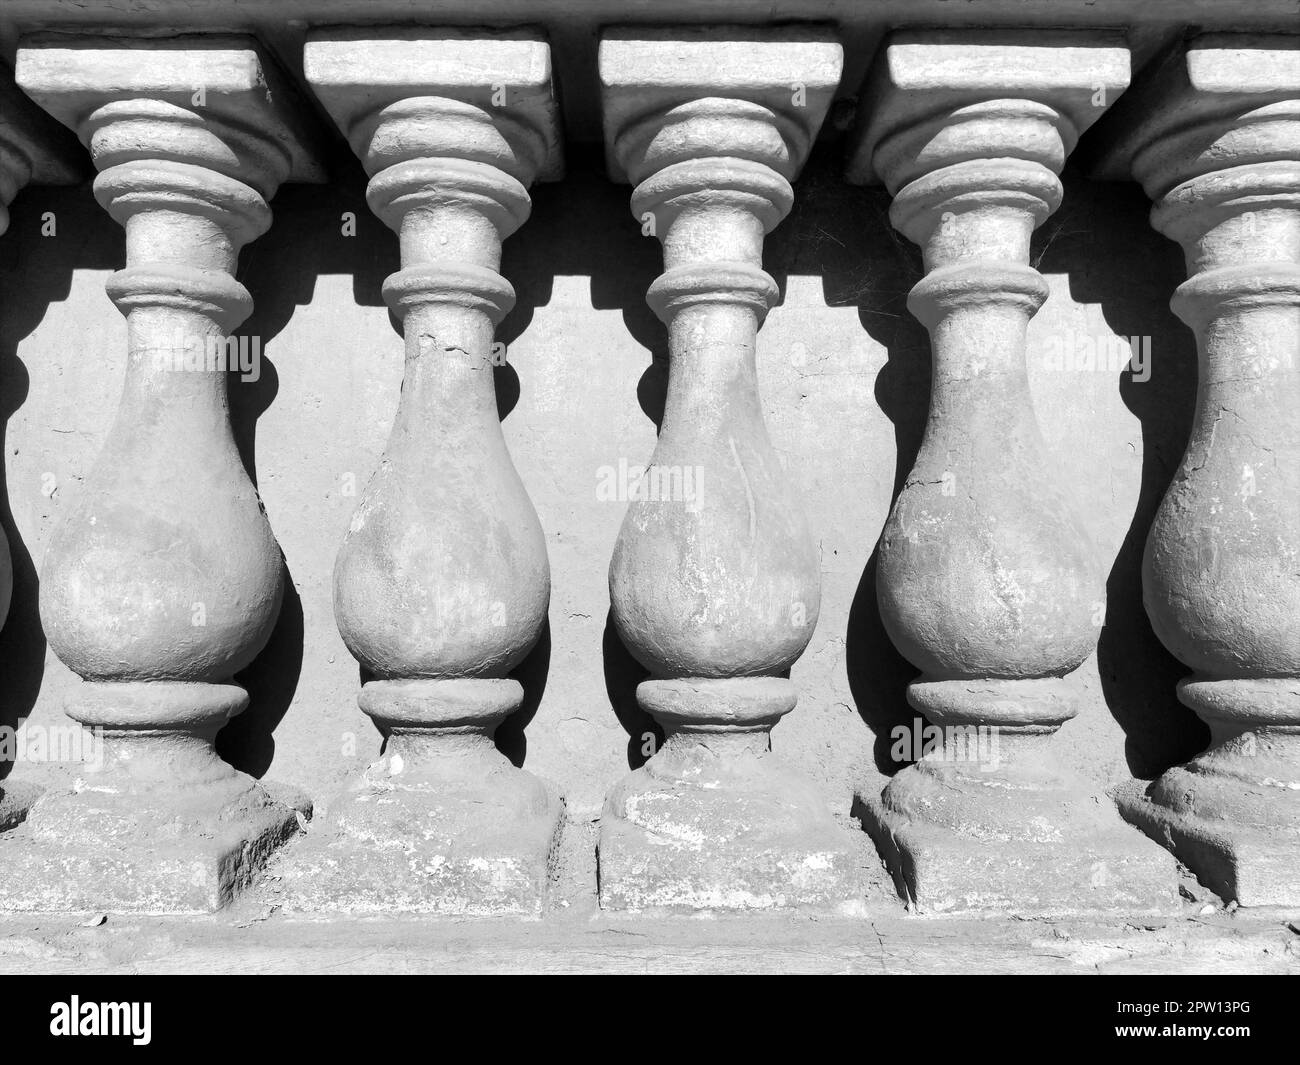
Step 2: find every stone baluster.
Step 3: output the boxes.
[272,29,564,915]
[847,31,1177,913]
[0,38,323,913]
[0,71,82,833]
[597,28,873,914]
[1099,35,1300,906]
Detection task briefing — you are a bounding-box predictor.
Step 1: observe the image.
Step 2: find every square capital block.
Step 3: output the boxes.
[847,29,1131,186]
[1092,33,1300,189]
[15,34,325,185]
[598,25,843,184]
[303,27,563,182]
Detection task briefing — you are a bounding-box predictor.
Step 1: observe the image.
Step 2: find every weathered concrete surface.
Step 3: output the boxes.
[600,724,887,914]
[0,778,39,830]
[0,152,1207,896]
[0,771,303,914]
[1097,35,1300,905]
[260,31,567,913]
[1,887,1296,973]
[860,754,1174,915]
[1118,777,1300,910]
[268,683,564,916]
[0,38,323,911]
[0,50,1211,917]
[265,748,563,916]
[595,30,873,911]
[845,32,1180,914]
[0,68,82,692]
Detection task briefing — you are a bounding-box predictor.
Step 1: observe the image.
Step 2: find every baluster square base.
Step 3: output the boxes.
[599,744,882,914]
[1115,780,1300,908]
[0,777,305,914]
[267,758,565,917]
[857,785,1179,916]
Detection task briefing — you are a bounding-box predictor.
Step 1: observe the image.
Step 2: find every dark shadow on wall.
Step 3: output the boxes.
[505,144,665,765]
[221,153,396,778]
[766,148,929,777]
[0,184,113,779]
[1041,167,1208,778]
[218,570,304,778]
[497,618,551,768]
[502,142,668,429]
[602,609,657,769]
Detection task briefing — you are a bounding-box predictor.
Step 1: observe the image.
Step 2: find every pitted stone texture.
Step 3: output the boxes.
[285,34,564,915]
[860,759,1177,916]
[0,65,83,664]
[0,779,41,832]
[304,27,562,182]
[267,747,563,916]
[598,26,842,183]
[0,772,302,914]
[15,34,323,189]
[1116,781,1300,909]
[847,29,1130,187]
[844,31,1178,914]
[1115,685,1300,906]
[268,681,565,915]
[5,38,324,913]
[597,31,857,915]
[1096,35,1300,904]
[600,736,877,914]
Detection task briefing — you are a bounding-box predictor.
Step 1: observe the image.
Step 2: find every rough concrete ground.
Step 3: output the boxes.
[2,862,1297,974]
[1,904,1296,975]
[3,811,1294,974]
